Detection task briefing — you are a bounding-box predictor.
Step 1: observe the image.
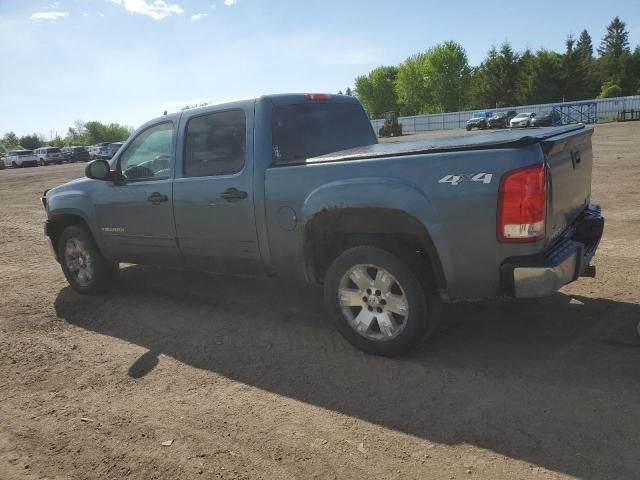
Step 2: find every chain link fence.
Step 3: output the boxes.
[370,95,640,133]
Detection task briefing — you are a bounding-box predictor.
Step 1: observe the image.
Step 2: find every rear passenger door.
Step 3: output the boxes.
[173,106,263,275]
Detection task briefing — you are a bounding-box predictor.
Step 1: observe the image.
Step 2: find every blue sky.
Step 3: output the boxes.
[0,0,638,137]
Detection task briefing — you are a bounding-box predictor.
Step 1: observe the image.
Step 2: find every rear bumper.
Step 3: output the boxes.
[501,204,604,298]
[18,160,38,167]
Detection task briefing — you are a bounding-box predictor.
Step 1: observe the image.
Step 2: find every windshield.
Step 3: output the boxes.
[514,113,529,119]
[47,148,61,153]
[272,103,377,164]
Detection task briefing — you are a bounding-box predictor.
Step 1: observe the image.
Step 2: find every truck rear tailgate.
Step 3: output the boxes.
[542,127,594,243]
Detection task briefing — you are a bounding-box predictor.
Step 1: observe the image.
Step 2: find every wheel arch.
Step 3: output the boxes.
[46,213,98,260]
[303,207,448,301]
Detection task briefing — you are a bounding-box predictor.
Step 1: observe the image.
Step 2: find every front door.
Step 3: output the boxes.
[173,107,263,275]
[94,121,180,266]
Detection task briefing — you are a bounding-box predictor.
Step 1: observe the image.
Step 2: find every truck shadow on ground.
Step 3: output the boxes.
[54,265,640,479]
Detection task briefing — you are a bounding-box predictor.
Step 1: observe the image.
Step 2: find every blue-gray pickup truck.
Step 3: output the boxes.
[42,94,604,356]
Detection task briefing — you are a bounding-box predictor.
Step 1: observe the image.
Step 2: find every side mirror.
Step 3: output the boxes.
[85,159,112,181]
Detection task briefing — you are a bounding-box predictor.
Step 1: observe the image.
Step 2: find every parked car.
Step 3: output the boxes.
[61,147,72,162]
[488,110,518,129]
[107,142,124,158]
[466,111,492,131]
[5,149,38,168]
[89,144,111,160]
[510,112,536,128]
[531,111,561,127]
[0,155,6,169]
[42,93,603,357]
[65,146,91,163]
[35,147,64,166]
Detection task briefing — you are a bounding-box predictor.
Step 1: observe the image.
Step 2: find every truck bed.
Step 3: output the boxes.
[293,125,587,165]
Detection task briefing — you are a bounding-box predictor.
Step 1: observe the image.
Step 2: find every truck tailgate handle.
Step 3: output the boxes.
[147,192,169,204]
[220,188,248,201]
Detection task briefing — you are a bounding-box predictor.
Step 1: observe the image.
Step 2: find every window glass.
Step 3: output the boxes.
[272,103,377,164]
[184,110,245,177]
[118,123,172,181]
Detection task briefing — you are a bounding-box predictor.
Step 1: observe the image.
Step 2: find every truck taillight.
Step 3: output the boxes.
[497,164,546,243]
[304,93,331,101]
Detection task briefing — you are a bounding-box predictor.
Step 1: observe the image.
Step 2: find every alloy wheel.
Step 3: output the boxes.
[338,264,409,341]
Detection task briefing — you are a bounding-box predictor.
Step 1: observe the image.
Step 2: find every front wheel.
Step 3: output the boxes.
[324,246,437,356]
[58,225,117,294]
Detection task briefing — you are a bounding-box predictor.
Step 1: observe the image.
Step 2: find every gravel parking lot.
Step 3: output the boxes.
[1,122,639,480]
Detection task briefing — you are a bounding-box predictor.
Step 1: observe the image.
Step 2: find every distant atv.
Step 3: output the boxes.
[378,111,402,137]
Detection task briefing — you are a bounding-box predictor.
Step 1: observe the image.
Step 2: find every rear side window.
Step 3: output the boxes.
[272,103,377,164]
[184,110,246,177]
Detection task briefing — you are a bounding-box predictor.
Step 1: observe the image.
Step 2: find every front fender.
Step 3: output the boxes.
[46,189,106,253]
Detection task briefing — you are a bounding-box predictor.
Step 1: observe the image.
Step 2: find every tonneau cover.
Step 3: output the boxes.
[291,124,586,165]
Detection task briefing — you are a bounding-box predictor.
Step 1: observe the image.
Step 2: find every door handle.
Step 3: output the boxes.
[147,192,168,204]
[220,188,248,201]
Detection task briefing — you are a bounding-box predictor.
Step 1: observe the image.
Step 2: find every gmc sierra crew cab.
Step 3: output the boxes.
[42,94,604,356]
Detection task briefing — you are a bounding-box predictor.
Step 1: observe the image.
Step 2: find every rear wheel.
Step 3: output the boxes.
[58,225,117,294]
[324,246,437,356]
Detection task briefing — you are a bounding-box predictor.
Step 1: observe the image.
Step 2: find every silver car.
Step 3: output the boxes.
[4,149,38,168]
[35,147,64,166]
[510,112,536,128]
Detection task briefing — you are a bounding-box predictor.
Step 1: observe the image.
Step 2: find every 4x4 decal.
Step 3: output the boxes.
[438,173,493,186]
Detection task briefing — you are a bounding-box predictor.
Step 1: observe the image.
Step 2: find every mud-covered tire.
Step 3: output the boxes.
[324,246,437,356]
[57,225,117,294]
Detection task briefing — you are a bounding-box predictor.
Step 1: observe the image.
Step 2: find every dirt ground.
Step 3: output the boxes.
[1,122,639,480]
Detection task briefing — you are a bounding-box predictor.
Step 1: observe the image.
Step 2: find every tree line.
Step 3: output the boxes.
[0,120,132,152]
[354,17,640,118]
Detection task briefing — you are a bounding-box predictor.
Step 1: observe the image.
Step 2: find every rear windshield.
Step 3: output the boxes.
[72,147,85,151]
[272,103,377,164]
